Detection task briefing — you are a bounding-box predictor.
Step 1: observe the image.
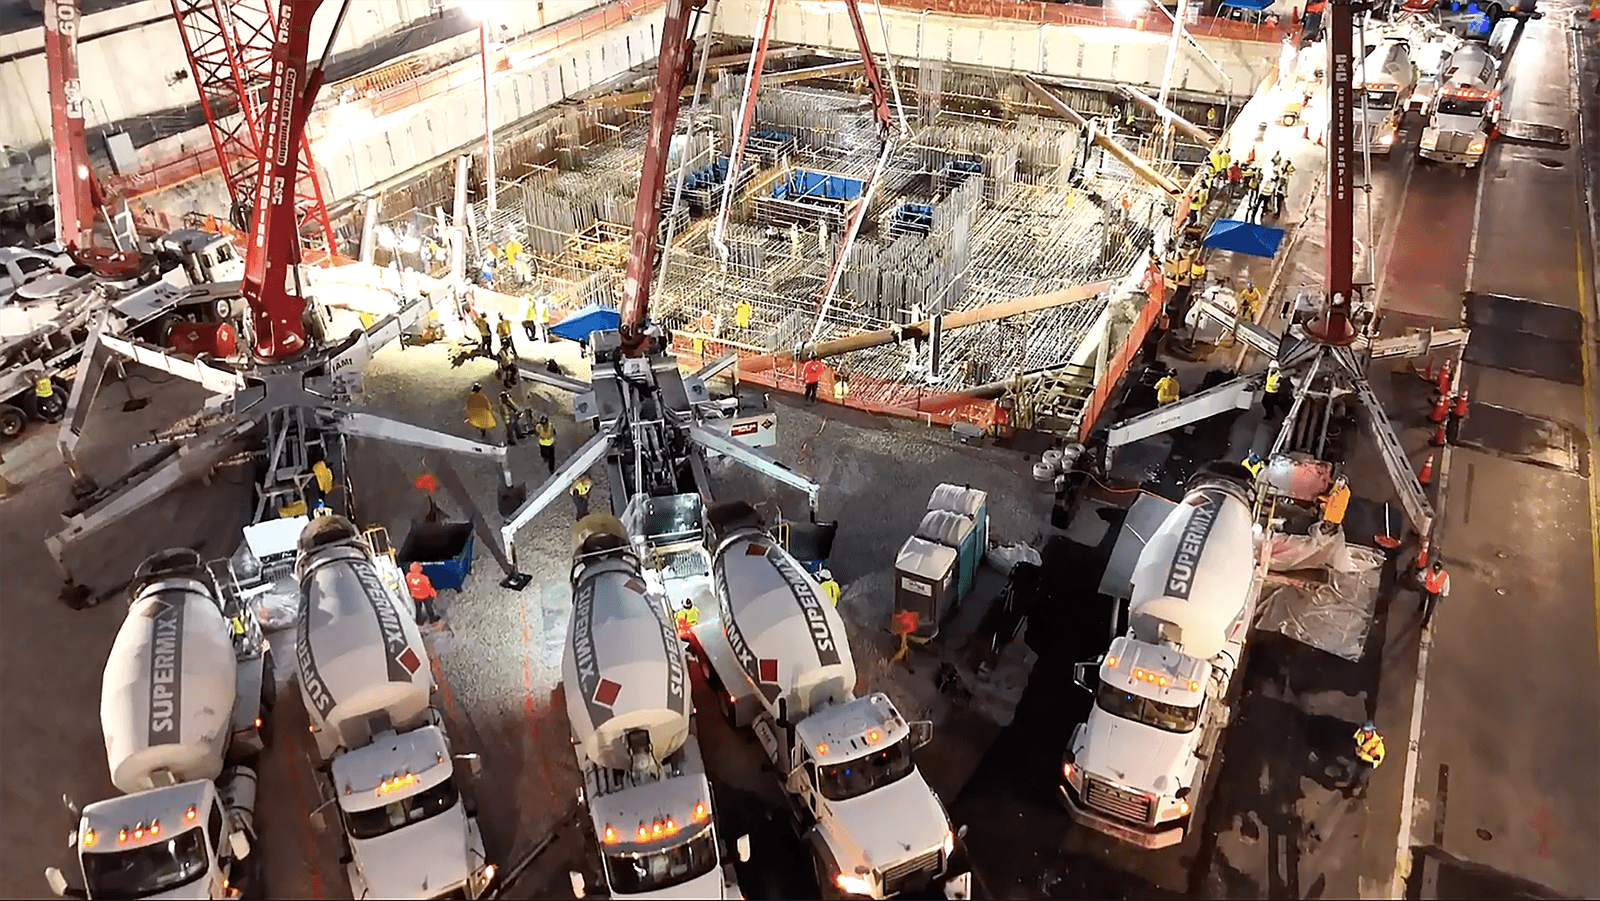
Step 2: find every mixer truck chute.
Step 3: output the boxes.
[293,515,495,900]
[693,502,971,901]
[1060,474,1262,850]
[563,516,747,900]
[45,549,268,900]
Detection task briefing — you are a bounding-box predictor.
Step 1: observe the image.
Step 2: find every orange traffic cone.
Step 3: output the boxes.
[1452,388,1469,419]
[1428,393,1451,424]
[1417,354,1435,383]
[1429,421,1448,447]
[1435,359,1453,398]
[1417,451,1435,486]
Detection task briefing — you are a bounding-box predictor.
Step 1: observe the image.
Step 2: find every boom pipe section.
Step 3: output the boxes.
[1321,0,1356,337]
[44,0,97,252]
[1017,76,1182,196]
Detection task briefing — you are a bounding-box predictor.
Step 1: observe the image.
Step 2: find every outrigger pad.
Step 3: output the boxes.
[500,571,533,591]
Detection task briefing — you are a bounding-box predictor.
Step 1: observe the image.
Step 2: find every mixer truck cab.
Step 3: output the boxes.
[1059,475,1262,850]
[1420,43,1500,166]
[294,516,495,900]
[694,502,971,900]
[1355,39,1417,154]
[564,516,748,901]
[44,549,266,900]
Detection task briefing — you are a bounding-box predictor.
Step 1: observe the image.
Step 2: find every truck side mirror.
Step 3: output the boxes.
[455,752,484,779]
[310,809,327,834]
[44,867,70,898]
[228,830,251,861]
[957,824,969,841]
[569,871,587,898]
[735,834,751,863]
[1073,658,1102,692]
[61,794,81,821]
[908,720,935,750]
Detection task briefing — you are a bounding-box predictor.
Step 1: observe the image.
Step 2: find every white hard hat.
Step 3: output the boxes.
[1268,360,1280,370]
[818,569,833,581]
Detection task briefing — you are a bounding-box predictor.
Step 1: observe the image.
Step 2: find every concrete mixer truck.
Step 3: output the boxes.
[293,515,496,900]
[44,549,271,899]
[1059,474,1264,849]
[692,502,972,901]
[562,515,750,900]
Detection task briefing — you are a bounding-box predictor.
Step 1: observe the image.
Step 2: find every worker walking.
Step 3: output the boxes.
[405,562,442,625]
[734,300,752,331]
[1261,360,1293,419]
[1187,255,1207,289]
[464,383,496,439]
[1421,559,1451,629]
[1344,721,1386,800]
[1238,281,1263,323]
[1316,474,1352,533]
[802,356,826,405]
[496,313,514,356]
[570,474,592,519]
[533,415,558,474]
[1155,368,1181,406]
[817,569,841,606]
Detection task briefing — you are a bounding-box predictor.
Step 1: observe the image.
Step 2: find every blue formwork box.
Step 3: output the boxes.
[916,509,978,602]
[927,483,988,573]
[894,536,959,640]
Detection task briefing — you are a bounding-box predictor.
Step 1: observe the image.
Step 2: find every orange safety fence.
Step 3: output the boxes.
[873,0,1294,44]
[1075,268,1166,443]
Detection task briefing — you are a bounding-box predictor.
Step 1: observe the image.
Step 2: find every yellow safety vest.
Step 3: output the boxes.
[230,615,247,635]
[820,580,840,605]
[534,422,556,446]
[1242,457,1263,477]
[312,461,333,493]
[735,302,752,329]
[1264,371,1282,394]
[35,377,53,398]
[1156,376,1180,405]
[1355,731,1386,766]
[1189,261,1206,279]
[676,605,700,629]
[833,379,849,401]
[572,478,591,496]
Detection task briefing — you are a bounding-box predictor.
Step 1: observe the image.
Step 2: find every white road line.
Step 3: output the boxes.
[1460,123,1492,297]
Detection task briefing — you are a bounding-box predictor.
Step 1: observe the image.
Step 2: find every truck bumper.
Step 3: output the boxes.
[1420,148,1482,167]
[1058,781,1188,850]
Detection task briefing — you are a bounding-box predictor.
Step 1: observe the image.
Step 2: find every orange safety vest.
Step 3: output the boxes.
[1423,569,1450,595]
[802,360,826,384]
[405,571,436,600]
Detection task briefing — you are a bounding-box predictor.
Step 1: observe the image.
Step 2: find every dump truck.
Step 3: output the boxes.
[692,502,971,900]
[1059,474,1263,849]
[44,548,271,899]
[1419,42,1500,166]
[293,515,496,900]
[563,515,750,900]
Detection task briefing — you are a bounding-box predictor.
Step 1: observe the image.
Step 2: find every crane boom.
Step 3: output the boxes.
[43,0,97,253]
[243,0,329,360]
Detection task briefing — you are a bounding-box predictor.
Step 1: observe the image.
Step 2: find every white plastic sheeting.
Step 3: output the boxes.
[1256,528,1385,662]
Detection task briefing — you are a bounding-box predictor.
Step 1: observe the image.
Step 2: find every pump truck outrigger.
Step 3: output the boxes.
[44,548,272,899]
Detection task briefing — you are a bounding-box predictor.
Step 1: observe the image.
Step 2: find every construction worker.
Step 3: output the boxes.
[1344,720,1385,800]
[533,415,558,474]
[1238,281,1263,322]
[1226,159,1244,201]
[817,569,841,606]
[465,383,496,439]
[1155,368,1181,406]
[1421,559,1451,629]
[801,356,826,405]
[1317,474,1352,530]
[1242,451,1265,478]
[521,295,540,342]
[33,376,64,423]
[675,597,699,639]
[1187,255,1207,289]
[570,474,592,519]
[1244,165,1265,223]
[405,562,442,625]
[832,372,850,403]
[499,391,522,446]
[496,313,515,356]
[1261,360,1292,419]
[309,458,335,508]
[472,309,494,358]
[504,237,523,274]
[734,299,752,330]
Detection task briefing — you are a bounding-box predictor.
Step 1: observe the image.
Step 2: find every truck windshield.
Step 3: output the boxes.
[604,827,718,895]
[82,826,208,899]
[1096,682,1201,734]
[1438,97,1487,117]
[344,779,459,840]
[815,737,916,802]
[1362,89,1399,110]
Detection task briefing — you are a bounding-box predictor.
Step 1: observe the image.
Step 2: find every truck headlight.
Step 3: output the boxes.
[943,831,955,856]
[470,863,496,894]
[1422,134,1437,149]
[835,873,874,896]
[1468,141,1485,154]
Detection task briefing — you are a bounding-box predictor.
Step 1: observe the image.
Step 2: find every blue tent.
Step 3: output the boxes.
[548,304,621,342]
[1218,0,1273,8]
[1202,219,1286,258]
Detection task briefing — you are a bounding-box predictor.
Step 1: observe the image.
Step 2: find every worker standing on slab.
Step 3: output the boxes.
[675,597,700,639]
[570,475,592,519]
[533,415,558,474]
[1421,560,1451,629]
[496,312,514,356]
[472,309,494,358]
[1187,255,1207,289]
[465,384,496,439]
[405,562,442,626]
[1316,474,1351,534]
[735,299,752,331]
[1155,368,1181,406]
[1344,721,1385,800]
[817,569,841,606]
[802,356,826,405]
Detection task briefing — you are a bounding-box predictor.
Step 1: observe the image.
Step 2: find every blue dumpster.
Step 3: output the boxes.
[398,521,475,592]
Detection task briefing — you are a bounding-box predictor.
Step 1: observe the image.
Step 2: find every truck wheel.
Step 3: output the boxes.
[0,405,25,440]
[812,853,840,901]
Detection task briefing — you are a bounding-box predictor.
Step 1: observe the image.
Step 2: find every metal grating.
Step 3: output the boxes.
[1085,778,1153,825]
[878,847,943,895]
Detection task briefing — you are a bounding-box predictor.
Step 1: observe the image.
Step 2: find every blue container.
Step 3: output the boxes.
[398,521,475,592]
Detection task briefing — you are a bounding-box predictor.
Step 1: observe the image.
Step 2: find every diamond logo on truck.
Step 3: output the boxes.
[397,647,422,675]
[758,658,779,683]
[593,678,622,707]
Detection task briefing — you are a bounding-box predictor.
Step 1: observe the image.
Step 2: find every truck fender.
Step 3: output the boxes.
[803,829,847,899]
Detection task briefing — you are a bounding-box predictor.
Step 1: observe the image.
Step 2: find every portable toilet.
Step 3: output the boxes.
[894,536,958,640]
[916,509,978,601]
[928,483,988,558]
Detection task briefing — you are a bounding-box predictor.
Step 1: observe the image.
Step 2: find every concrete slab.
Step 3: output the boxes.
[1463,292,1584,340]
[1454,403,1587,473]
[1461,294,1585,384]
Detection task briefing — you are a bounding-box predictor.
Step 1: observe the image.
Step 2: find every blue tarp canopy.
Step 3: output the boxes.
[1218,0,1274,9]
[1202,219,1286,258]
[548,304,620,342]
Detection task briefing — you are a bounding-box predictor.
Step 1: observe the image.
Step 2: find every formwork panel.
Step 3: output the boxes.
[885,17,921,59]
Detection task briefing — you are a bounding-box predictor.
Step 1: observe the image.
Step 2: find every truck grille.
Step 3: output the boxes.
[1084,778,1152,825]
[878,847,943,896]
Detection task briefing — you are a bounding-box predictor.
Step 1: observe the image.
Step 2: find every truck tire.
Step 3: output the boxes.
[0,405,25,440]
